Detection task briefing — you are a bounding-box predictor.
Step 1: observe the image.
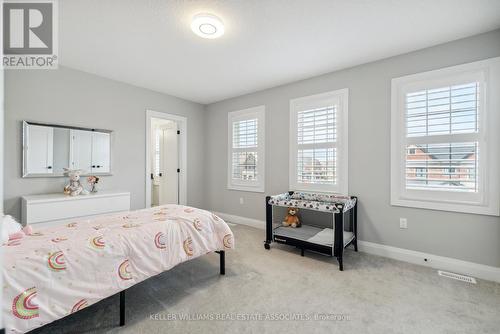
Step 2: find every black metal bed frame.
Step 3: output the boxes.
[18,249,225,333]
[109,251,225,328]
[264,191,357,271]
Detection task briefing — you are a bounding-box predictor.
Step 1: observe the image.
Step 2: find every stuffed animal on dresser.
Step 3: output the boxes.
[283,207,301,228]
[63,168,89,196]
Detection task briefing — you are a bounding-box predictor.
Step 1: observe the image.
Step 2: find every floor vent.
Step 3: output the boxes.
[438,270,477,284]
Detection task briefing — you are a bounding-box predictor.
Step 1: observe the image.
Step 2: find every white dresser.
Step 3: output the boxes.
[22,191,131,227]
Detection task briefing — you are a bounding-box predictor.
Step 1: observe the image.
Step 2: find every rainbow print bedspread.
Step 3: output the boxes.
[2,205,234,333]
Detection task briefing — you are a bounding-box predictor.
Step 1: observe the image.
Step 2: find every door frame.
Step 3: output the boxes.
[145,110,187,207]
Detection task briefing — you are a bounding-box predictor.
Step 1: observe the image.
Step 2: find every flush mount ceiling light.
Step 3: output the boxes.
[191,13,224,39]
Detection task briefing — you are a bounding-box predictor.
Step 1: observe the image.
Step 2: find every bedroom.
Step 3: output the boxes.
[1,1,500,333]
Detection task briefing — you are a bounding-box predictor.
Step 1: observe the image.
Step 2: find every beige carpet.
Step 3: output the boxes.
[32,224,500,334]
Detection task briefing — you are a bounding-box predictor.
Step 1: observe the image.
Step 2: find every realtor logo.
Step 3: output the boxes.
[2,0,58,69]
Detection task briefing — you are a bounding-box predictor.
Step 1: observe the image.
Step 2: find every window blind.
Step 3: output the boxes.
[232,151,258,180]
[406,143,478,192]
[296,106,336,185]
[405,82,479,192]
[232,119,258,181]
[406,83,479,137]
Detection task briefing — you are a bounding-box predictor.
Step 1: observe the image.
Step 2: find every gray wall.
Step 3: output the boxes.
[4,30,500,268]
[204,29,500,267]
[4,66,206,218]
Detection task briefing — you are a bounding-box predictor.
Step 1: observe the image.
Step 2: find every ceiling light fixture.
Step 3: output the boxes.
[191,13,224,39]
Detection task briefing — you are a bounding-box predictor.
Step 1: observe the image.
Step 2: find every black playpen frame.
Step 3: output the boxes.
[264,191,357,271]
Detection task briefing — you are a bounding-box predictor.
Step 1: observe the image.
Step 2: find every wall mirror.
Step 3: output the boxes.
[22,121,113,177]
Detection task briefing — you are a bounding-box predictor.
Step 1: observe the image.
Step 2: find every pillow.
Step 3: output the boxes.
[2,215,23,244]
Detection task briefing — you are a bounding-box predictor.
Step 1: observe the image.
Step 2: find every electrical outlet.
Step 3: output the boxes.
[399,218,408,229]
[239,197,244,205]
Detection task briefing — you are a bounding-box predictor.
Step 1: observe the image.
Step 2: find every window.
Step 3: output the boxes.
[227,106,265,192]
[391,57,500,215]
[289,89,348,194]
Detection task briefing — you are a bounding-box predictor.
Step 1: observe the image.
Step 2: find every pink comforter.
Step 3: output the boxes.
[2,205,234,333]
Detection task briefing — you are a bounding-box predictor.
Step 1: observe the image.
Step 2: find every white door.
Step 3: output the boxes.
[70,130,92,172]
[151,127,161,206]
[91,132,111,173]
[159,123,179,205]
[27,125,54,174]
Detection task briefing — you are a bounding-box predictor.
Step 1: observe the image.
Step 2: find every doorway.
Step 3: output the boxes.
[145,110,187,207]
[151,119,178,206]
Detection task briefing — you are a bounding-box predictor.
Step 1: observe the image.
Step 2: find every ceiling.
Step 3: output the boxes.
[59,0,500,104]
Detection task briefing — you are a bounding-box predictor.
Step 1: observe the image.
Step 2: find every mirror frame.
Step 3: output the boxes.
[22,120,114,178]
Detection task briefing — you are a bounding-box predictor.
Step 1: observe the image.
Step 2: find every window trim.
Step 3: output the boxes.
[227,105,266,193]
[391,57,500,216]
[289,89,349,194]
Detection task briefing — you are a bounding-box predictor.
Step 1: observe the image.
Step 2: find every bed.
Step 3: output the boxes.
[2,204,234,334]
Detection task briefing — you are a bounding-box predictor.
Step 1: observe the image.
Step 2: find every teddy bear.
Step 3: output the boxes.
[283,207,301,228]
[63,168,89,196]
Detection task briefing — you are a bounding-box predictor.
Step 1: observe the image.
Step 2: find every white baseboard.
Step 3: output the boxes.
[213,211,265,230]
[214,211,500,283]
[357,241,500,283]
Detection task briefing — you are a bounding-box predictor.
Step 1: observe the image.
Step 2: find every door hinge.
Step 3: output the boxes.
[177,130,180,135]
[177,168,180,173]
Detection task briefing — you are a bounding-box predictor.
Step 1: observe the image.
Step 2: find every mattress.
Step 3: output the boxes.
[273,225,354,247]
[2,205,234,334]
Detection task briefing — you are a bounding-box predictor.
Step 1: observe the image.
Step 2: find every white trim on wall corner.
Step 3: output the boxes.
[213,211,500,283]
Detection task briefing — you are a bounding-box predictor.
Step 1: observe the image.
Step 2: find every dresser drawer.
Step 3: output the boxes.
[22,192,131,225]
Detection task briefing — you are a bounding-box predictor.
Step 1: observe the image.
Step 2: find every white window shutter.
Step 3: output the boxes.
[227,106,265,192]
[296,106,337,185]
[289,89,349,194]
[405,82,480,193]
[231,118,259,181]
[391,57,500,216]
